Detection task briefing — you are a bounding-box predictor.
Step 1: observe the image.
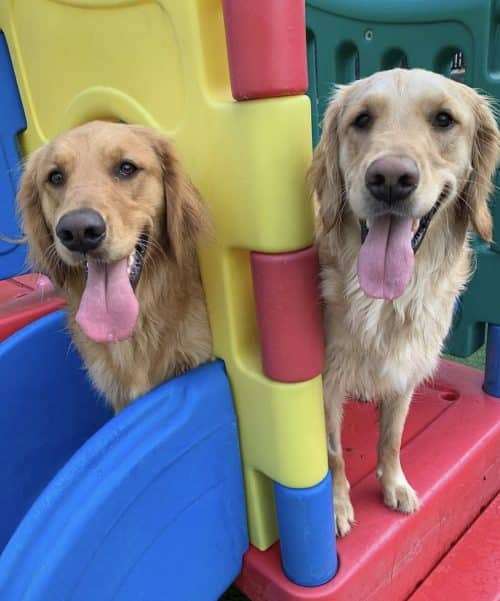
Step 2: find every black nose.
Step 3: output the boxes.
[365,155,419,204]
[55,209,106,253]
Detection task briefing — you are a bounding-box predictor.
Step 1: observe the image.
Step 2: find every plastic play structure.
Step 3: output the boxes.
[0,1,498,600]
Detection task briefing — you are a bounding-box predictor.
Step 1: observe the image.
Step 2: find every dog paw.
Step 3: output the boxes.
[334,495,355,536]
[382,479,419,514]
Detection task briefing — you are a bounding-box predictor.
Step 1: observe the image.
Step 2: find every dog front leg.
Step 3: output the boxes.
[376,391,419,514]
[324,387,355,536]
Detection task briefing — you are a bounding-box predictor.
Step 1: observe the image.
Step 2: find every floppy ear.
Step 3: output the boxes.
[17,148,66,285]
[461,92,499,241]
[309,88,346,234]
[143,129,212,266]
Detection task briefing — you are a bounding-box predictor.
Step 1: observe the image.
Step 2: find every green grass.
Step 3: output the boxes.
[444,345,485,370]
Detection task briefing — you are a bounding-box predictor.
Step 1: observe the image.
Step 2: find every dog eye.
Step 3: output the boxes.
[433,111,455,129]
[352,112,372,129]
[117,161,139,178]
[48,170,65,186]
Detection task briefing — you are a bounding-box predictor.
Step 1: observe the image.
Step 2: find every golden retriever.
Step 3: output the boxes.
[17,121,212,412]
[311,69,499,535]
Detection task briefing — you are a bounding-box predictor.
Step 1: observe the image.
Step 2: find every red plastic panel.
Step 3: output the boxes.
[410,493,500,601]
[0,274,65,341]
[236,361,500,601]
[251,246,324,382]
[222,0,308,100]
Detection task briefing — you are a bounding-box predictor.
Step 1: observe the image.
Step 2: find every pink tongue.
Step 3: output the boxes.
[357,215,414,300]
[76,258,139,343]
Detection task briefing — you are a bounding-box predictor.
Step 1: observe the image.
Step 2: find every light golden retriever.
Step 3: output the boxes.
[311,69,499,535]
[17,121,212,412]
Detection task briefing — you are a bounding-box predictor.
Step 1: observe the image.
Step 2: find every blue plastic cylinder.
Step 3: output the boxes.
[274,472,337,587]
[483,323,500,397]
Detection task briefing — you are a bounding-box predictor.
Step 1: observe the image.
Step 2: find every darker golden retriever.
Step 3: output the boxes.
[311,69,499,535]
[18,121,212,412]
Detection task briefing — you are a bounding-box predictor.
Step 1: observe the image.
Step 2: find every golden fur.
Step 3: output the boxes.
[18,121,212,412]
[311,69,499,535]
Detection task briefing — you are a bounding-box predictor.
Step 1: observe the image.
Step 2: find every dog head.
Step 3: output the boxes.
[311,68,499,300]
[18,121,210,342]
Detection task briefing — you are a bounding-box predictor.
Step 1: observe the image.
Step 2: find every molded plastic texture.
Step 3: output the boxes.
[446,243,500,358]
[484,323,500,396]
[251,246,324,382]
[223,0,308,100]
[0,318,248,600]
[0,274,64,342]
[0,310,112,551]
[274,473,337,587]
[237,360,500,600]
[0,32,27,278]
[0,0,321,551]
[409,493,500,601]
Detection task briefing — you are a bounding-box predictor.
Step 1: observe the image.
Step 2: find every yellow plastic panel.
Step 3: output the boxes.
[244,467,278,546]
[6,0,184,141]
[0,0,327,550]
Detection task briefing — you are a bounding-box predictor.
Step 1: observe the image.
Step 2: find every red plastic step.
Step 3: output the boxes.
[409,493,500,601]
[222,0,308,100]
[251,247,324,382]
[0,274,65,341]
[236,360,500,601]
[341,379,459,488]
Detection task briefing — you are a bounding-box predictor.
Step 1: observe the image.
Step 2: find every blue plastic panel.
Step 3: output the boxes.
[0,310,112,551]
[0,32,27,278]
[484,323,500,397]
[0,325,248,601]
[274,472,337,587]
